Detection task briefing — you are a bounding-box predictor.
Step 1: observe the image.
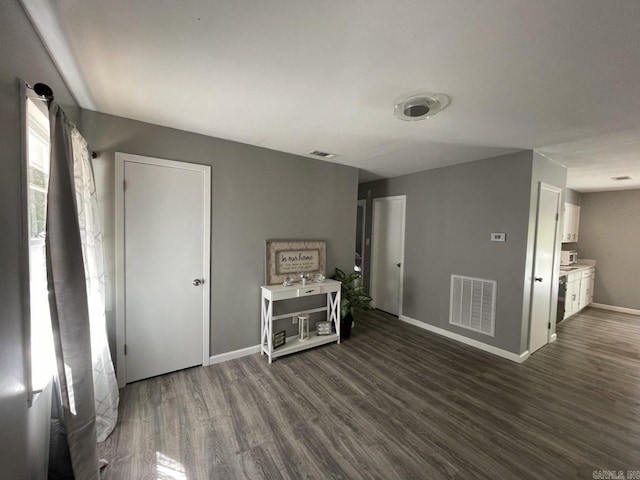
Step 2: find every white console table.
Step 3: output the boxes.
[260,279,341,363]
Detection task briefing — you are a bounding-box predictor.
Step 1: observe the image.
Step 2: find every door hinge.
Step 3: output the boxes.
[555,213,559,221]
[548,322,551,329]
[124,344,127,355]
[123,180,126,191]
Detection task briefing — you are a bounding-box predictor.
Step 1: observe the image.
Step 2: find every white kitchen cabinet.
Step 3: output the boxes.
[564,272,582,319]
[563,266,595,320]
[562,203,581,243]
[578,268,595,310]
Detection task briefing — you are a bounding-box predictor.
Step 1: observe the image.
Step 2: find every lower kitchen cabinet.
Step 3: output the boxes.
[563,267,595,320]
[579,268,595,310]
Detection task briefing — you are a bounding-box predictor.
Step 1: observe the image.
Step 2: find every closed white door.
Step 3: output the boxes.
[371,196,405,316]
[117,154,210,383]
[530,183,561,354]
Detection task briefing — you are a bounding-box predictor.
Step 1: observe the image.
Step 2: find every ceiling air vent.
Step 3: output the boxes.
[307,150,336,159]
[611,175,632,181]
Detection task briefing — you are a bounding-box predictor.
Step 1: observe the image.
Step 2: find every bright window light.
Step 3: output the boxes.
[156,452,187,480]
[27,98,56,392]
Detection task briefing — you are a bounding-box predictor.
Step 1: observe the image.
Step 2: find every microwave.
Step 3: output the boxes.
[560,250,578,266]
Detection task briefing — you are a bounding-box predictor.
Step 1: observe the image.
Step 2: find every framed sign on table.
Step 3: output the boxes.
[265,239,326,285]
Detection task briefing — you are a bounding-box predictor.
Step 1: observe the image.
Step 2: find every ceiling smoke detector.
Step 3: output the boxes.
[611,175,632,181]
[394,93,451,121]
[307,150,336,158]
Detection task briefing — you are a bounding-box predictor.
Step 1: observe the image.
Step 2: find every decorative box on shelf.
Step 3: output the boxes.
[260,279,341,363]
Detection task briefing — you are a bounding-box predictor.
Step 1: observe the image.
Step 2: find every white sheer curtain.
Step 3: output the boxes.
[71,127,119,442]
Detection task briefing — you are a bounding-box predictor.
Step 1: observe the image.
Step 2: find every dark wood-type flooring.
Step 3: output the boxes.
[98,307,640,479]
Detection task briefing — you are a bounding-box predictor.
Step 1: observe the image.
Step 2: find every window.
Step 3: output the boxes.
[26,98,55,392]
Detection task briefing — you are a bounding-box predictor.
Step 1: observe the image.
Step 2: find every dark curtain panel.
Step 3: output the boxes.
[46,102,100,480]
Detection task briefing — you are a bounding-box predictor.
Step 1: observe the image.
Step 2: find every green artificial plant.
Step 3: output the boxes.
[333,267,373,319]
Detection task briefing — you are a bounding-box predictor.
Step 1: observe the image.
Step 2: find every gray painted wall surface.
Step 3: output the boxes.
[519,153,567,352]
[359,151,537,354]
[81,110,359,357]
[576,190,640,310]
[565,188,581,206]
[0,80,31,480]
[1,1,81,476]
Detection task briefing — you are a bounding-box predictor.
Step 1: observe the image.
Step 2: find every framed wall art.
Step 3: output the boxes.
[265,239,326,285]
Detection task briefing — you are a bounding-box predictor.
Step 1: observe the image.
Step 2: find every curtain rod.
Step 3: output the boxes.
[27,82,54,102]
[26,82,98,159]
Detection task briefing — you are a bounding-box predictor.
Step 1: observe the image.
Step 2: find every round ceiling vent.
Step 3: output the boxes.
[394,93,451,121]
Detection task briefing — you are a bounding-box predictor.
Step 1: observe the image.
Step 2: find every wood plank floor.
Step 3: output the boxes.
[98,307,640,479]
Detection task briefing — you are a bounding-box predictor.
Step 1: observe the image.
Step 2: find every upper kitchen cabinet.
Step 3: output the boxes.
[562,203,581,243]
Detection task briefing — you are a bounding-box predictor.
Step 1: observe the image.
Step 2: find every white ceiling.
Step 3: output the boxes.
[25,0,640,189]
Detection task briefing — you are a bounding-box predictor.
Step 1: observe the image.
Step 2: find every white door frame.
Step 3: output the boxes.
[529,182,562,350]
[115,152,211,387]
[356,199,366,278]
[370,195,406,316]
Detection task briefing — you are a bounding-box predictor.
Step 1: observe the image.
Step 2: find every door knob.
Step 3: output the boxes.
[535,277,543,282]
[193,279,204,286]
[397,263,401,268]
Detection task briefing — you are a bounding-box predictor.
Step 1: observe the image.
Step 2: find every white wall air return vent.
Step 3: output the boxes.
[449,275,496,336]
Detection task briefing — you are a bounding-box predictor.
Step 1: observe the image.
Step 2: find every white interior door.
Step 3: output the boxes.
[116,153,210,384]
[371,196,406,316]
[529,183,561,354]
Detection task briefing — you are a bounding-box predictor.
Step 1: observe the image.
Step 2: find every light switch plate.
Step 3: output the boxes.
[491,232,506,242]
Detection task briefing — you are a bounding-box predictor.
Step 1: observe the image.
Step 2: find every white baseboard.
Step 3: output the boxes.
[590,303,640,315]
[399,315,529,363]
[209,344,261,365]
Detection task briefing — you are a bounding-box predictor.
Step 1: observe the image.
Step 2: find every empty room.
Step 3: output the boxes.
[1,1,639,479]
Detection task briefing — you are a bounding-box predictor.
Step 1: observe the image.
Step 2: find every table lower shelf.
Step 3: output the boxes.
[264,332,339,360]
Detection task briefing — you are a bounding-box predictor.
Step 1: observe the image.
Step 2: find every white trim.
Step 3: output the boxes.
[356,199,366,279]
[19,0,96,109]
[115,152,211,387]
[209,345,261,365]
[399,314,530,363]
[550,333,558,343]
[370,195,406,316]
[115,158,125,388]
[590,303,640,315]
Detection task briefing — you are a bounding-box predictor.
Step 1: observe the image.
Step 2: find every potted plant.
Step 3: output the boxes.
[333,267,373,338]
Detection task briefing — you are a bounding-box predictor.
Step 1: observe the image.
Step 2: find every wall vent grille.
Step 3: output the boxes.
[307,150,336,158]
[449,275,496,336]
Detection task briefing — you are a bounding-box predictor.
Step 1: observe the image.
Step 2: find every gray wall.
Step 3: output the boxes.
[576,190,640,310]
[0,0,81,477]
[565,188,581,206]
[359,151,538,354]
[0,79,31,480]
[81,110,359,357]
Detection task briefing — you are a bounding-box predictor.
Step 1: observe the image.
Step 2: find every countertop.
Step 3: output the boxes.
[559,259,596,277]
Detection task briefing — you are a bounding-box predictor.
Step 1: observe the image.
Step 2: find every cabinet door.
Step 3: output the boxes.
[563,204,581,242]
[572,205,581,242]
[562,204,572,243]
[579,268,594,309]
[564,274,581,318]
